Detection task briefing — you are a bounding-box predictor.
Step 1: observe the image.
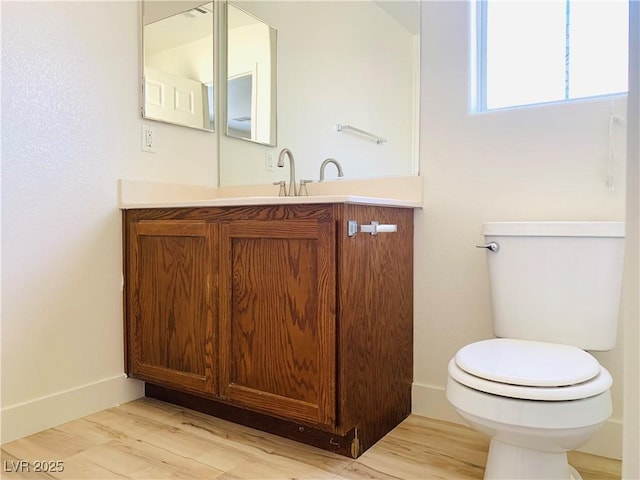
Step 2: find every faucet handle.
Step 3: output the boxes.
[299,179,313,196]
[273,180,286,197]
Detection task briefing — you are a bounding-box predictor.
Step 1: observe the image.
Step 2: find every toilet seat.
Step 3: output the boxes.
[456,338,601,386]
[449,339,612,401]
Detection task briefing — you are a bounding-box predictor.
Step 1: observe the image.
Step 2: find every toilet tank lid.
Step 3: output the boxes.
[482,221,624,237]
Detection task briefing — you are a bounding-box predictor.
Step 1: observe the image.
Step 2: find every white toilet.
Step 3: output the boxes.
[445,221,625,480]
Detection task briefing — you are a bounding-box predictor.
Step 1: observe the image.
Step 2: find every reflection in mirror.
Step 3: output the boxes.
[226,4,277,146]
[219,1,420,187]
[142,1,215,131]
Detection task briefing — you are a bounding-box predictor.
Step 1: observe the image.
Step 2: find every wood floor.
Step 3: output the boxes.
[1,397,621,479]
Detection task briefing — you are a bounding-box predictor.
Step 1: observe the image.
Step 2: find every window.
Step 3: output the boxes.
[472,0,629,111]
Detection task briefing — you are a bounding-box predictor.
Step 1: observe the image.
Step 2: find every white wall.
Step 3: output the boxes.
[1,1,217,443]
[146,36,214,84]
[413,1,628,459]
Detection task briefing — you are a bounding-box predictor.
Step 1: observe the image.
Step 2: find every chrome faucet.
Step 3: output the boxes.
[277,148,297,196]
[319,158,344,182]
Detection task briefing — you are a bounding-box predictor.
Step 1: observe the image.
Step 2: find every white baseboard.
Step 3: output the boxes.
[412,381,462,424]
[1,374,144,444]
[412,382,622,460]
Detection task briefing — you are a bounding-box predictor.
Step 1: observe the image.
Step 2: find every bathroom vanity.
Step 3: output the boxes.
[122,199,415,458]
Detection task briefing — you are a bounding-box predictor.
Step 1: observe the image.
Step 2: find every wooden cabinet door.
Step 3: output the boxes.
[218,219,336,428]
[126,220,216,395]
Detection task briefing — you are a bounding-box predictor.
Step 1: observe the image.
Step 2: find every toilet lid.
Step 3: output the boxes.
[448,357,612,401]
[455,339,601,387]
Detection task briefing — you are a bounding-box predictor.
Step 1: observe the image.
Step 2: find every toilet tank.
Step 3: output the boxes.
[482,222,625,350]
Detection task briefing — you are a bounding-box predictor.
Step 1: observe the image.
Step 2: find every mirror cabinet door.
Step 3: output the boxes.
[225,3,277,146]
[142,1,215,131]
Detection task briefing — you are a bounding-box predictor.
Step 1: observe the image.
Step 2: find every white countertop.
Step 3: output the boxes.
[119,194,421,209]
[118,178,423,209]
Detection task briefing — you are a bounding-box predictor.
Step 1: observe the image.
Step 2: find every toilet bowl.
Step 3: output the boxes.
[446,338,612,479]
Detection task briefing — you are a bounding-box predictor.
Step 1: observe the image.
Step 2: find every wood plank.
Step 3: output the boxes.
[0,398,621,480]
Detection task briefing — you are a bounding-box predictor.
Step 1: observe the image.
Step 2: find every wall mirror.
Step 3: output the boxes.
[219,0,420,187]
[226,3,277,146]
[142,1,215,131]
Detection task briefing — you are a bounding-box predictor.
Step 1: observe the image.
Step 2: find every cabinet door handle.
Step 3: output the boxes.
[348,220,398,237]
